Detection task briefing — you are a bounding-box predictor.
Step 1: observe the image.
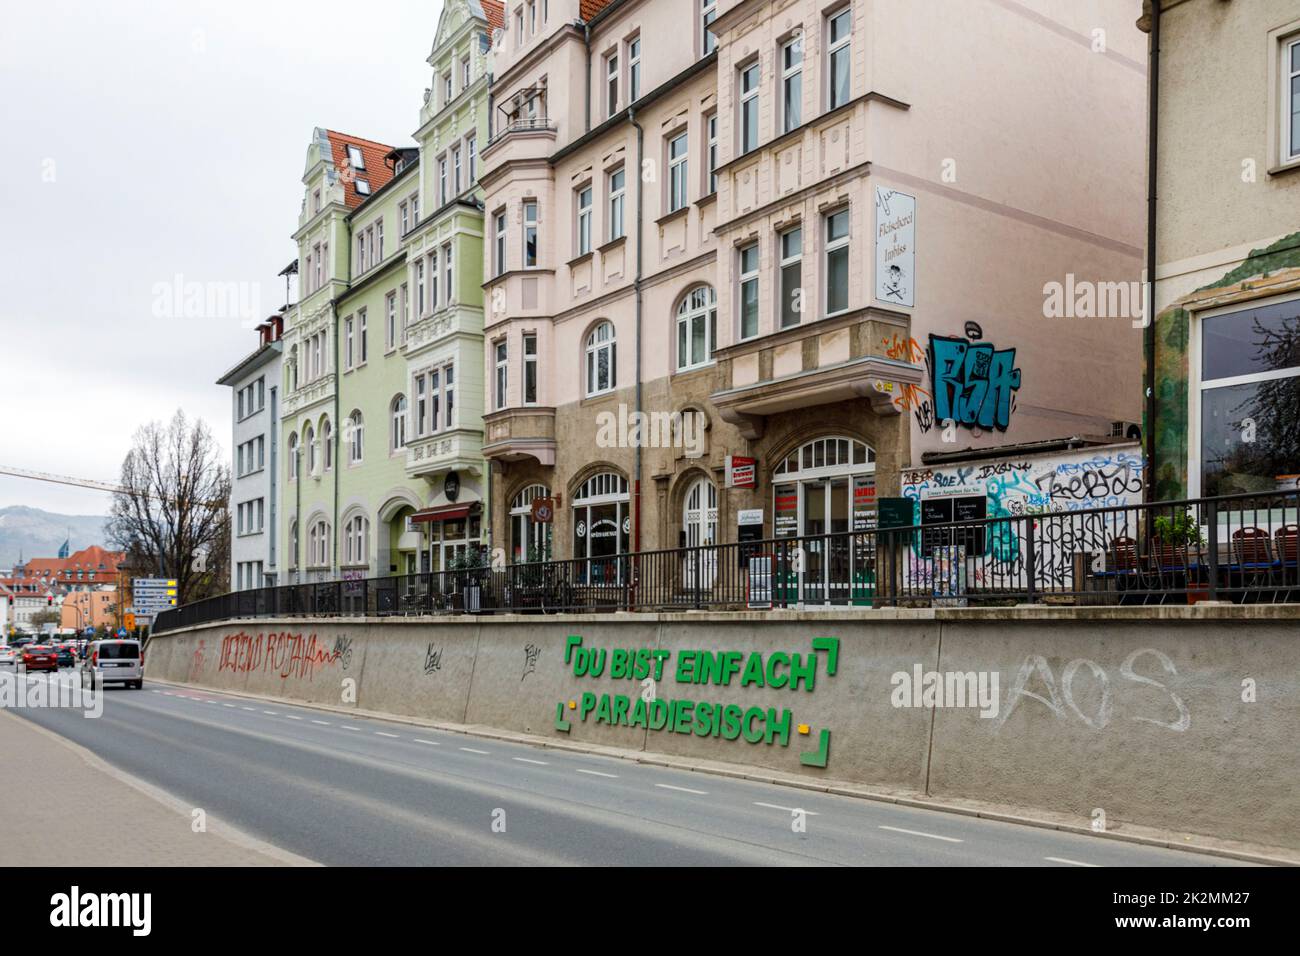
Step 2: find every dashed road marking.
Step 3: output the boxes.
[575,768,618,779]
[223,703,235,708]
[1044,856,1099,867]
[878,825,963,843]
[311,720,331,725]
[262,711,278,715]
[655,783,708,795]
[511,757,548,765]
[242,707,256,712]
[414,739,441,746]
[754,802,819,816]
[375,732,400,738]
[342,726,361,731]
[460,747,490,755]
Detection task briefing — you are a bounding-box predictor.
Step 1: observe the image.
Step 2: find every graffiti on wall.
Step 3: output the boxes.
[929,333,1022,433]
[217,630,347,682]
[881,333,935,433]
[901,447,1145,588]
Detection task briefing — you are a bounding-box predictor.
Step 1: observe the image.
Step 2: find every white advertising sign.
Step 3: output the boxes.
[875,186,915,308]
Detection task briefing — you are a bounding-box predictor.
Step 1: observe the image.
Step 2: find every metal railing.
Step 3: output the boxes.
[153,489,1300,632]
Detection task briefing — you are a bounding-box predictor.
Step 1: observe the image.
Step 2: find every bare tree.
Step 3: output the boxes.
[106,410,230,604]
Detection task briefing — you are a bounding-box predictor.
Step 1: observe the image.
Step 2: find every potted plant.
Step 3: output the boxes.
[447,546,489,612]
[1151,509,1208,601]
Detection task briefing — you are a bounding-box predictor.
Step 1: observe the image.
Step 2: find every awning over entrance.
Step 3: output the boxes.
[409,502,478,523]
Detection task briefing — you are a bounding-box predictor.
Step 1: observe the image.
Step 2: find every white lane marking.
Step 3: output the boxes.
[242,707,256,711]
[152,690,161,694]
[575,768,618,779]
[754,802,819,816]
[164,692,176,696]
[511,757,548,765]
[414,739,441,746]
[878,825,963,843]
[1044,856,1099,867]
[375,732,400,738]
[223,703,235,708]
[656,783,708,795]
[460,747,491,755]
[342,726,362,731]
[285,715,303,720]
[311,720,331,726]
[262,710,278,715]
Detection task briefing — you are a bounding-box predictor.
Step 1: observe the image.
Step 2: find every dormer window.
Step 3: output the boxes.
[356,179,371,196]
[347,145,365,169]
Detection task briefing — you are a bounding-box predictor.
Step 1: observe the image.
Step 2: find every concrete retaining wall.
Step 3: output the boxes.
[146,605,1300,851]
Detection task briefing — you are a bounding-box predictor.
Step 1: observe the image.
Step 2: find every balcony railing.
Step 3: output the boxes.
[153,489,1300,633]
[487,117,555,148]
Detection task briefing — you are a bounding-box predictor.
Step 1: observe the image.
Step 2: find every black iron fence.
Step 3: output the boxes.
[154,489,1300,632]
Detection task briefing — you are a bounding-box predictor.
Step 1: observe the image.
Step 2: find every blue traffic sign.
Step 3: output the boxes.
[116,628,127,638]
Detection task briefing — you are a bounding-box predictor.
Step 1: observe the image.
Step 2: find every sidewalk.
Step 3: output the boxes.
[0,711,312,866]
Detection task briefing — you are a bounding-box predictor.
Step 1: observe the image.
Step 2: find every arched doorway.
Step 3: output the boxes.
[510,484,553,563]
[572,472,628,585]
[772,436,876,605]
[681,476,717,587]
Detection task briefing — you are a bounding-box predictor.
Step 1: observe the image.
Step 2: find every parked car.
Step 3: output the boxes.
[0,646,16,669]
[21,645,58,672]
[54,644,77,668]
[82,639,143,689]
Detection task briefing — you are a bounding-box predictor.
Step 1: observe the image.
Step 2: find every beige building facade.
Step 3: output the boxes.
[481,0,1148,585]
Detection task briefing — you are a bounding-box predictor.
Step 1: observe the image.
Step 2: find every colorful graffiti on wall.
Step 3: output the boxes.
[900,446,1145,588]
[928,333,1022,433]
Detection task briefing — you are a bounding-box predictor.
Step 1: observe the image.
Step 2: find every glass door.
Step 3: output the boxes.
[828,478,851,605]
[802,481,827,605]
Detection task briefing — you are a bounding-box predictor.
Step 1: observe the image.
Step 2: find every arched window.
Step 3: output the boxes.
[304,424,316,476]
[391,395,408,452]
[510,484,552,562]
[682,476,718,587]
[287,433,298,480]
[289,520,299,568]
[572,472,629,581]
[308,519,330,567]
[288,345,299,391]
[322,419,333,471]
[585,321,616,397]
[675,286,716,371]
[343,514,370,566]
[348,411,365,463]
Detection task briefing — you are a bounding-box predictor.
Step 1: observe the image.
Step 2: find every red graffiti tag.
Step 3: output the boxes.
[218,630,343,682]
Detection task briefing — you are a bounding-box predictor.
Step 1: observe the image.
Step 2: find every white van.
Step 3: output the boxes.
[82,639,144,690]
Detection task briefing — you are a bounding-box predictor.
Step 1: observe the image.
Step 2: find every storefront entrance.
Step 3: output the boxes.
[772,437,876,606]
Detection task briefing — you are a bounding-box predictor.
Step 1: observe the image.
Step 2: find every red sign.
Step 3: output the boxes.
[726,455,757,488]
[531,497,555,523]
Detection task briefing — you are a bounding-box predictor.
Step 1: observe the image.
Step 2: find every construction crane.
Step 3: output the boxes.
[0,465,226,509]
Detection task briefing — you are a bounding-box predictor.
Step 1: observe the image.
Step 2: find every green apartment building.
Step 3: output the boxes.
[279,0,499,583]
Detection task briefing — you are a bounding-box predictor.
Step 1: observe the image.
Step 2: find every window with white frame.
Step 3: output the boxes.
[400,201,409,234]
[827,7,852,110]
[468,134,477,181]
[608,167,625,240]
[308,519,330,567]
[606,51,619,118]
[1197,295,1300,496]
[411,193,419,223]
[706,112,718,194]
[323,419,333,471]
[391,395,407,451]
[415,374,427,437]
[288,432,298,479]
[628,36,641,102]
[443,72,452,105]
[676,286,717,371]
[739,242,760,339]
[444,364,455,428]
[344,515,369,566]
[452,146,462,194]
[439,157,448,204]
[495,340,508,410]
[586,321,616,396]
[386,292,397,350]
[524,333,538,404]
[430,250,439,310]
[305,424,316,475]
[668,132,689,212]
[523,200,539,266]
[345,316,355,369]
[462,55,471,90]
[577,184,592,255]
[359,309,368,363]
[443,243,453,303]
[825,207,850,314]
[348,411,364,464]
[400,283,409,341]
[701,0,717,55]
[782,34,803,133]
[417,259,426,315]
[739,61,760,155]
[376,220,384,260]
[510,484,552,562]
[780,225,802,328]
[1286,36,1300,163]
[495,210,507,275]
[347,145,365,169]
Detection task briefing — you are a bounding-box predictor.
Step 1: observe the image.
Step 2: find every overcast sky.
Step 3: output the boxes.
[0,0,444,516]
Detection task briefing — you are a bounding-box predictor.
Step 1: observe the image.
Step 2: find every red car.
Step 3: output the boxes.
[21,645,58,672]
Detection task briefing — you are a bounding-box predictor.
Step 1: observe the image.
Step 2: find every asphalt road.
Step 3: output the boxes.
[5,669,1253,866]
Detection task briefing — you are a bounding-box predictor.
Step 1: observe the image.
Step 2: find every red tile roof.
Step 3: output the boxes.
[480,0,505,31]
[579,0,615,21]
[324,130,398,210]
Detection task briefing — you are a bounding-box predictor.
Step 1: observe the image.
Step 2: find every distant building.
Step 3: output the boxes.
[60,589,119,632]
[218,317,284,590]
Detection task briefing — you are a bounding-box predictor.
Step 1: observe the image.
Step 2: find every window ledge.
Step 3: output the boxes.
[1267,159,1300,178]
[597,235,627,254]
[567,251,595,269]
[656,206,690,227]
[695,192,717,209]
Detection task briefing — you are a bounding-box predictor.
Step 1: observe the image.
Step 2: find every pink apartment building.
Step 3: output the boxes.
[479,0,1147,586]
